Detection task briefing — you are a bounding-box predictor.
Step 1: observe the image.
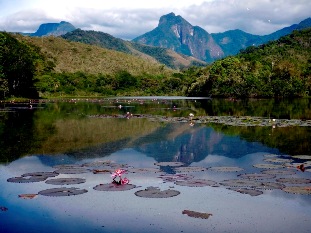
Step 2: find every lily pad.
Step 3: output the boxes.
[21,172,59,178]
[93,169,114,174]
[182,210,212,219]
[18,194,38,199]
[209,166,244,172]
[53,164,83,169]
[264,158,293,163]
[254,182,285,190]
[175,179,217,187]
[45,178,86,185]
[93,183,136,191]
[276,178,311,184]
[263,154,280,158]
[173,166,207,173]
[220,179,262,187]
[54,168,89,174]
[38,187,88,196]
[158,174,194,182]
[154,162,185,167]
[262,169,296,175]
[135,186,180,198]
[82,161,113,167]
[253,164,285,169]
[291,155,311,160]
[238,173,276,180]
[128,167,161,173]
[282,186,311,195]
[7,176,47,183]
[227,188,263,196]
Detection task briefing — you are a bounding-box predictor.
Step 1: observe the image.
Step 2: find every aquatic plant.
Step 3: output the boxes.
[111,168,130,185]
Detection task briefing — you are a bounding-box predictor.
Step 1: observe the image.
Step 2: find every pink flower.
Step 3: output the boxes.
[121,177,129,185]
[111,169,126,179]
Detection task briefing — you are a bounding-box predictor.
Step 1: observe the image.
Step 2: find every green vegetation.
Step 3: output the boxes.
[187,28,311,98]
[0,32,52,99]
[1,28,311,100]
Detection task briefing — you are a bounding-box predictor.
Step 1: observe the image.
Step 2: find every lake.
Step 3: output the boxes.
[1,97,311,233]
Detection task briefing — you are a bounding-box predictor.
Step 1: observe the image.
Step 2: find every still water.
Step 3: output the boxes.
[1,97,311,233]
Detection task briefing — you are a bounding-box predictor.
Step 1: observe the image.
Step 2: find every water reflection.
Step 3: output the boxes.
[1,98,311,163]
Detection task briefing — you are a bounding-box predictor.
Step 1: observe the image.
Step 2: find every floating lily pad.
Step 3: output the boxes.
[154,162,185,167]
[220,179,262,187]
[22,172,59,178]
[82,161,113,167]
[291,155,311,160]
[262,169,296,175]
[18,194,38,199]
[45,178,86,185]
[209,166,244,172]
[7,176,47,183]
[238,173,276,180]
[255,182,285,190]
[54,168,89,174]
[92,169,115,174]
[93,183,136,191]
[173,166,207,173]
[128,167,161,173]
[263,154,280,158]
[38,187,88,196]
[276,178,311,184]
[227,188,263,196]
[135,186,180,198]
[282,186,311,195]
[264,158,293,163]
[182,210,212,219]
[53,164,83,169]
[158,174,194,182]
[253,164,284,169]
[175,179,217,187]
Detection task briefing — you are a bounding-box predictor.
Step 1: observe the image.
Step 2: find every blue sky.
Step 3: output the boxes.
[0,0,310,40]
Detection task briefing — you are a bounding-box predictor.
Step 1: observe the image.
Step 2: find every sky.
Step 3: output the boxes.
[1,0,311,40]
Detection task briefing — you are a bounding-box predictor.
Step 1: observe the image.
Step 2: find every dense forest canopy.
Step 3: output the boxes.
[0,28,311,99]
[187,28,311,98]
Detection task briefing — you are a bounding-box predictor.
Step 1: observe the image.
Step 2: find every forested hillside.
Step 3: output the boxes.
[187,28,311,98]
[62,29,205,69]
[1,28,311,99]
[1,32,194,98]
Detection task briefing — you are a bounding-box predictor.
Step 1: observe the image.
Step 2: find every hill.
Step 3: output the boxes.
[186,28,311,98]
[61,29,206,69]
[15,34,172,76]
[4,33,195,98]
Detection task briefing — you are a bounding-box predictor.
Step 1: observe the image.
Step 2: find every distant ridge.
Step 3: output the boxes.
[133,13,311,62]
[24,21,76,37]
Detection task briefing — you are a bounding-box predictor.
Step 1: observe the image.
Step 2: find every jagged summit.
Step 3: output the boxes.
[133,12,223,62]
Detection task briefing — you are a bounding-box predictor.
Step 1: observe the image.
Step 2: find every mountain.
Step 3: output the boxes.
[26,21,76,37]
[133,13,311,62]
[61,29,206,69]
[133,13,224,63]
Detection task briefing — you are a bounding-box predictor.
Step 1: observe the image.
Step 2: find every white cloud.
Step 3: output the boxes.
[0,0,310,39]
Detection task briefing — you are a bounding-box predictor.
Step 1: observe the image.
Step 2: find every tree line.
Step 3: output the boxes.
[1,28,311,100]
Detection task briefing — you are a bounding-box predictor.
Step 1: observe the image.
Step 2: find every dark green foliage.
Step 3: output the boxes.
[187,28,311,98]
[0,32,43,99]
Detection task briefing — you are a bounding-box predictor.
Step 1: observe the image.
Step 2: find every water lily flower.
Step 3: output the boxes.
[121,177,130,185]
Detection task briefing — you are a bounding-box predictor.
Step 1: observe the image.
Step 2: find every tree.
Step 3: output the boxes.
[0,32,39,99]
